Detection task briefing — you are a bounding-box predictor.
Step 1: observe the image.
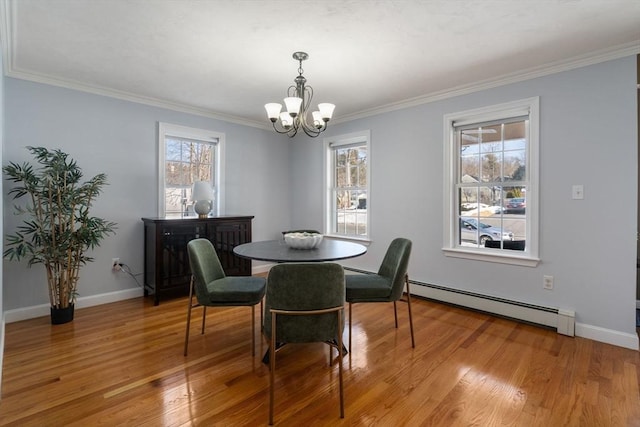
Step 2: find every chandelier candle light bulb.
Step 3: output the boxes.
[264,51,335,138]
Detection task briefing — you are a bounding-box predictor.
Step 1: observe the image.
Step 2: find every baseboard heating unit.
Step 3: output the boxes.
[344,268,575,337]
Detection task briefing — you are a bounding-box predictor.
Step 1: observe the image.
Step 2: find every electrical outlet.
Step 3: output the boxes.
[572,184,584,200]
[112,258,120,271]
[543,275,554,290]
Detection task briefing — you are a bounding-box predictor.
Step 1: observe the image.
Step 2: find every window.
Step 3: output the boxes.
[324,131,370,240]
[158,123,225,218]
[443,98,539,267]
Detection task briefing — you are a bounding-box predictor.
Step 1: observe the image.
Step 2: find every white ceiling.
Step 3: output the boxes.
[1,0,639,129]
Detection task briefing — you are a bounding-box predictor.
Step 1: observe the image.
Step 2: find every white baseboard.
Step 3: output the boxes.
[575,322,639,350]
[0,317,4,398]
[4,287,144,323]
[381,275,635,351]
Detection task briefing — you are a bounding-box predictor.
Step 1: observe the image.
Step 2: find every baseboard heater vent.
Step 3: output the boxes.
[344,267,575,337]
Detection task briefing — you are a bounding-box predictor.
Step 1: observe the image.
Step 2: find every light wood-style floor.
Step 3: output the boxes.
[2,293,639,426]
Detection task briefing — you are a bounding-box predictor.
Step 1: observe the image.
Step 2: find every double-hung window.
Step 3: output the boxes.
[158,123,225,218]
[443,98,539,266]
[324,131,370,240]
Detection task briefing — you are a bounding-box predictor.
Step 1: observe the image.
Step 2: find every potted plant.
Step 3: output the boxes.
[3,146,116,324]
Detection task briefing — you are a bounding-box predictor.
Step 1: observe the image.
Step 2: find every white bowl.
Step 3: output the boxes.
[284,232,323,249]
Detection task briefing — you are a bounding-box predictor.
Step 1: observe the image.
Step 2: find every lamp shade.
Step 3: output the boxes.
[284,97,302,116]
[264,103,282,121]
[279,112,294,128]
[312,111,322,128]
[192,181,214,201]
[318,103,335,120]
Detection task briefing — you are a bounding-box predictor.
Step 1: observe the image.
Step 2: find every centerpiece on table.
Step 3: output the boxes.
[283,232,323,249]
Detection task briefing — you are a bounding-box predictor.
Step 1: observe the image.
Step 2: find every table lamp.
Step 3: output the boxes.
[191,181,214,218]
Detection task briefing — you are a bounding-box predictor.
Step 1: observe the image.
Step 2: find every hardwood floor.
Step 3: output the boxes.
[2,294,639,426]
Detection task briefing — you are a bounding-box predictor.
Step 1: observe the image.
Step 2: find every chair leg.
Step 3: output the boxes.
[269,311,277,425]
[405,274,415,348]
[201,306,207,334]
[337,309,345,418]
[184,277,195,356]
[393,301,398,328]
[260,298,264,331]
[251,305,256,356]
[348,302,353,353]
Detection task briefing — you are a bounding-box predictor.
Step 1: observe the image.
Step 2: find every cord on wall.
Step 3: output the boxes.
[116,263,143,288]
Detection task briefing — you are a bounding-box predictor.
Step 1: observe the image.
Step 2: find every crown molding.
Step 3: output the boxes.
[0,0,268,129]
[5,40,636,130]
[1,0,638,129]
[334,40,640,124]
[5,66,270,129]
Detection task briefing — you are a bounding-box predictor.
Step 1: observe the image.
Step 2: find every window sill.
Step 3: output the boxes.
[442,247,540,267]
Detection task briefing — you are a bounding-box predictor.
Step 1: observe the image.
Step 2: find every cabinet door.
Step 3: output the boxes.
[210,220,252,276]
[160,221,208,291]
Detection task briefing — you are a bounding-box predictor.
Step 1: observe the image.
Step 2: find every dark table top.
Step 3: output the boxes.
[233,239,367,262]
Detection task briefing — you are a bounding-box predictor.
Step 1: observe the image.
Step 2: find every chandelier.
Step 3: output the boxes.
[264,52,335,138]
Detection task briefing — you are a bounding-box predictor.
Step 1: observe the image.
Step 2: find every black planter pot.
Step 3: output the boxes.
[50,304,75,325]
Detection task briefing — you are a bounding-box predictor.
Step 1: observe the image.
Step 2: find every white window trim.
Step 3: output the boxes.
[158,122,225,217]
[442,97,540,267]
[323,130,371,242]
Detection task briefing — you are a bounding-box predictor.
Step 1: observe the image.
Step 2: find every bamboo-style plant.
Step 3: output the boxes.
[3,146,116,314]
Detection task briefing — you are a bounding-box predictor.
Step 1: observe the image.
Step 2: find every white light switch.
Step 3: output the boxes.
[572,185,584,200]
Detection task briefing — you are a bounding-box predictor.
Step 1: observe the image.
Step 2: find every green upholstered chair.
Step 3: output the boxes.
[346,237,414,351]
[264,262,346,425]
[184,238,266,357]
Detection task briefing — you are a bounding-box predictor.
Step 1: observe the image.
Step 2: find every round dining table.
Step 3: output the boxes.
[233,238,367,263]
[234,237,366,363]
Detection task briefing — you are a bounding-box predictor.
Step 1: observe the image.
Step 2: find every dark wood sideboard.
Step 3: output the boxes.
[142,216,254,305]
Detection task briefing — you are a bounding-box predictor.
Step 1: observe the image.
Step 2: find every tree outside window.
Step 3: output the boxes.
[165,138,215,217]
[443,97,539,266]
[158,123,224,218]
[325,131,370,239]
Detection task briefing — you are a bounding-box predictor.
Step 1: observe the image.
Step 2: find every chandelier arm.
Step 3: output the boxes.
[302,85,313,113]
[302,126,322,138]
[300,119,320,135]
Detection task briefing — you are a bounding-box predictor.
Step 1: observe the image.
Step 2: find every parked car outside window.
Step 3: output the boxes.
[505,198,526,213]
[460,217,514,245]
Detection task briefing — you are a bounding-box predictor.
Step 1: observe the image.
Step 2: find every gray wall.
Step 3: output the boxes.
[2,77,291,310]
[0,45,4,391]
[1,56,637,348]
[292,56,638,343]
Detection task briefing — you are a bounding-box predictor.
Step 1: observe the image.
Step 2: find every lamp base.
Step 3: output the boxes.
[193,199,213,218]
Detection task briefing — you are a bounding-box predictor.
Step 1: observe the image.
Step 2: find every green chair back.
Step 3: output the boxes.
[378,238,412,302]
[264,263,345,343]
[187,238,226,303]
